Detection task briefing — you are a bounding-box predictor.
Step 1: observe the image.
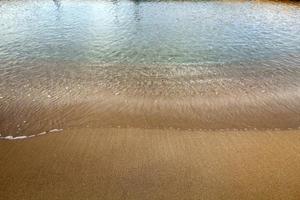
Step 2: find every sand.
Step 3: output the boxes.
[1,128,300,200]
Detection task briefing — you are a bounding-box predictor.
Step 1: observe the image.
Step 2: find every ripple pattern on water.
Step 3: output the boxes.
[0,0,300,136]
[0,0,300,64]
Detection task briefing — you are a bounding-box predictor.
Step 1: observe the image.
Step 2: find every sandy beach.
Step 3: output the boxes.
[1,128,300,200]
[1,0,300,199]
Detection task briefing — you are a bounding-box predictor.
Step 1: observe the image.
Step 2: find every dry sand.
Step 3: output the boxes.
[1,128,300,200]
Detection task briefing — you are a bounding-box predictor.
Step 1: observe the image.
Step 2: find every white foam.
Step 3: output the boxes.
[0,129,63,140]
[13,136,28,140]
[49,129,63,133]
[0,135,27,140]
[37,132,47,136]
[0,135,26,140]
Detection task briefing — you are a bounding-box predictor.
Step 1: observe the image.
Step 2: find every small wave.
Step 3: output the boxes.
[0,128,63,140]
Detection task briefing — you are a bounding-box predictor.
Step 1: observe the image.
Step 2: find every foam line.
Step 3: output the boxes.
[0,129,63,140]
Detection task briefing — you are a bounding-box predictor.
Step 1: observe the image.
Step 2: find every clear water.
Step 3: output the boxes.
[1,0,300,65]
[0,0,300,136]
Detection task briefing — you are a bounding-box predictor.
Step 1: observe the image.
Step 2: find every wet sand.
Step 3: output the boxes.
[1,128,300,200]
[1,62,300,136]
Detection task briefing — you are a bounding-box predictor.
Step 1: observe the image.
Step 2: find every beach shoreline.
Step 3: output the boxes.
[1,0,300,199]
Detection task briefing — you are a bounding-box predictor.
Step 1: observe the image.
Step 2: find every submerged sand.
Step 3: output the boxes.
[1,128,300,200]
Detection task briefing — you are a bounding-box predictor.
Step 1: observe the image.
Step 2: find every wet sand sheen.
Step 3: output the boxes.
[1,128,300,200]
[1,89,300,136]
[1,62,300,136]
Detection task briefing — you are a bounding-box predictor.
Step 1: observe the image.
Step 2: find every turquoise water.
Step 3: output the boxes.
[0,0,300,65]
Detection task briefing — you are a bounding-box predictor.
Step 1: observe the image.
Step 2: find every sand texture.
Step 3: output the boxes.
[1,128,300,200]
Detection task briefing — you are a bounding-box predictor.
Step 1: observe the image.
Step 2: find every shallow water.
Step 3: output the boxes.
[1,0,300,64]
[0,0,300,136]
